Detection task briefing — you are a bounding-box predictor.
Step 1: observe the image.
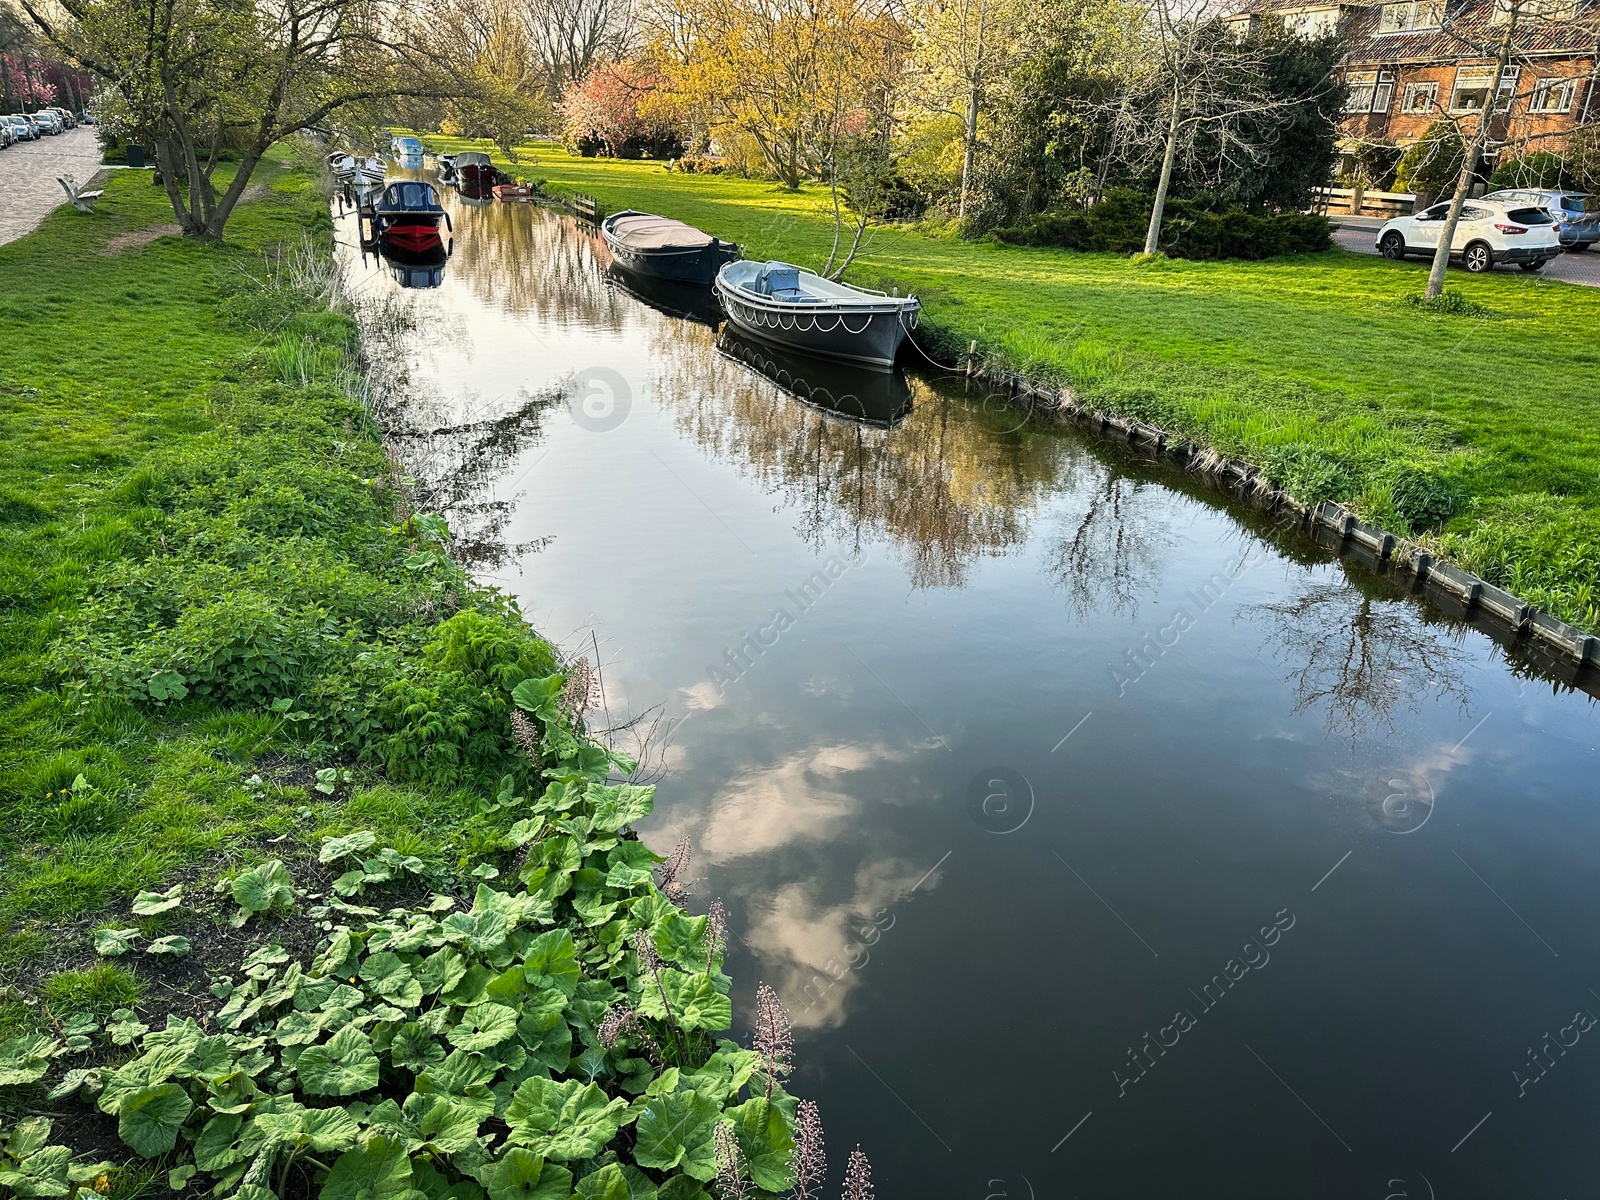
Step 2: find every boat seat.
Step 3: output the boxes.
[740,282,820,303]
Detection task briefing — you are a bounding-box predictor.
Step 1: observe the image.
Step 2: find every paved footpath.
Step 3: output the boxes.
[0,126,110,246]
[1331,212,1600,287]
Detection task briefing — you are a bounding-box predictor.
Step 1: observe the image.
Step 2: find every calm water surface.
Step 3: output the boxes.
[340,189,1600,1198]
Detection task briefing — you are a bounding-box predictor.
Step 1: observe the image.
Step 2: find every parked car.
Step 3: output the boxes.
[32,111,63,134]
[46,107,76,129]
[0,121,13,148]
[1482,188,1598,252]
[1376,198,1563,273]
[3,115,37,141]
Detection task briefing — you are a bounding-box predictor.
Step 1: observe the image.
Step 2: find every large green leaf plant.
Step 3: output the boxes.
[0,674,803,1198]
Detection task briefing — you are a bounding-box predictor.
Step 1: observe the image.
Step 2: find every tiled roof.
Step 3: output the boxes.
[1343,1,1600,62]
[1229,0,1600,61]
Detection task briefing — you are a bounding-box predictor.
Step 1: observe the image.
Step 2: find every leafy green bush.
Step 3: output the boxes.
[992,189,1333,260]
[42,379,557,790]
[1396,120,1465,197]
[1,679,814,1199]
[1387,466,1466,533]
[1488,151,1566,190]
[1259,444,1366,504]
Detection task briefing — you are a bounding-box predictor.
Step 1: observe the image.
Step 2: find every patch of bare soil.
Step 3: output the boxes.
[97,223,183,255]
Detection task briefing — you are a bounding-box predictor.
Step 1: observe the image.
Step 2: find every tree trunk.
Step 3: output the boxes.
[1143,99,1181,255]
[957,0,988,222]
[959,76,980,221]
[1423,29,1515,298]
[199,147,266,243]
[154,137,200,235]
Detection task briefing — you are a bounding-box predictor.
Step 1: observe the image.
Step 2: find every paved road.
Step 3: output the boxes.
[1331,212,1600,286]
[0,125,107,245]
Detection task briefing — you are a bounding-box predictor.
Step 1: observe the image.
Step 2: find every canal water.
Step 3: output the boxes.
[339,188,1600,1198]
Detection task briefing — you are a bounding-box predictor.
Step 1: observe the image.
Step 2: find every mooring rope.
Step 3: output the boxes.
[896,307,967,375]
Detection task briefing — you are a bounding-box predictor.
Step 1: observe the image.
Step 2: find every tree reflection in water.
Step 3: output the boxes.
[1250,582,1473,738]
[1043,473,1174,620]
[446,198,626,330]
[653,340,1078,587]
[387,386,567,568]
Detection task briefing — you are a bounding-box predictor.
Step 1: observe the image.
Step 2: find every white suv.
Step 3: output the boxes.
[1376,198,1562,273]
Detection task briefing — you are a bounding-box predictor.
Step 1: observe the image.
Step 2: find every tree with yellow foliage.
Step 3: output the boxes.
[642,0,905,189]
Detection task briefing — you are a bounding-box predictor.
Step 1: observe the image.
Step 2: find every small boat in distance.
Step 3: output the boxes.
[714,261,920,370]
[493,182,537,203]
[436,153,457,184]
[602,210,737,286]
[454,151,507,191]
[372,180,452,255]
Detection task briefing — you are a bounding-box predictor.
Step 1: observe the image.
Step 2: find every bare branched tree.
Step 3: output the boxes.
[906,0,1032,219]
[523,0,638,100]
[1251,583,1472,739]
[1103,0,1330,252]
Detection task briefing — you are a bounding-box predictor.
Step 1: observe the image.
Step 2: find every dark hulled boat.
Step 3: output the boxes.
[454,151,508,191]
[382,243,450,289]
[372,180,452,255]
[601,210,737,285]
[715,260,919,370]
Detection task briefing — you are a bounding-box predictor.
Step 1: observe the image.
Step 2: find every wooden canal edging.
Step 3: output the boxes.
[960,366,1600,679]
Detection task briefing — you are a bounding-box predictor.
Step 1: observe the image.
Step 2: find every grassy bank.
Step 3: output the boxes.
[0,153,559,992]
[434,135,1600,634]
[1,152,797,1200]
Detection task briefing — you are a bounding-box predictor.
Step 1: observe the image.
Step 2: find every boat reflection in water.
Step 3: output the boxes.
[380,243,451,289]
[455,179,496,208]
[604,264,721,327]
[716,327,913,428]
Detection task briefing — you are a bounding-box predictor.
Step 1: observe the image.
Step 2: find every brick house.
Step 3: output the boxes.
[1226,0,1599,190]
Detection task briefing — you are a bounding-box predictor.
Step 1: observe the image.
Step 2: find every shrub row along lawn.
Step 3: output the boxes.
[432,136,1600,635]
[0,153,797,1199]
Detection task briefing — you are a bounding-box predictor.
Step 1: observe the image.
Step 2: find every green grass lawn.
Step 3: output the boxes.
[430,136,1600,633]
[0,151,557,1030]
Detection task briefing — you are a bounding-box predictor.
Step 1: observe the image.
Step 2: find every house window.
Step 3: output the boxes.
[1496,65,1521,111]
[1347,71,1378,111]
[1374,69,1397,111]
[1346,70,1397,112]
[1282,7,1340,36]
[1401,81,1440,113]
[1378,0,1445,32]
[1450,66,1494,110]
[1530,76,1578,112]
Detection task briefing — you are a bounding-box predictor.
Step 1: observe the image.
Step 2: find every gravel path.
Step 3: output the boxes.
[1331,213,1600,287]
[0,126,110,246]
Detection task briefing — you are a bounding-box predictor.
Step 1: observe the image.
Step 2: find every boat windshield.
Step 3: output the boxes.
[382,182,439,210]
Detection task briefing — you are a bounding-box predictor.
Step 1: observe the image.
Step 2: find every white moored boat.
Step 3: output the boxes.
[714,261,919,370]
